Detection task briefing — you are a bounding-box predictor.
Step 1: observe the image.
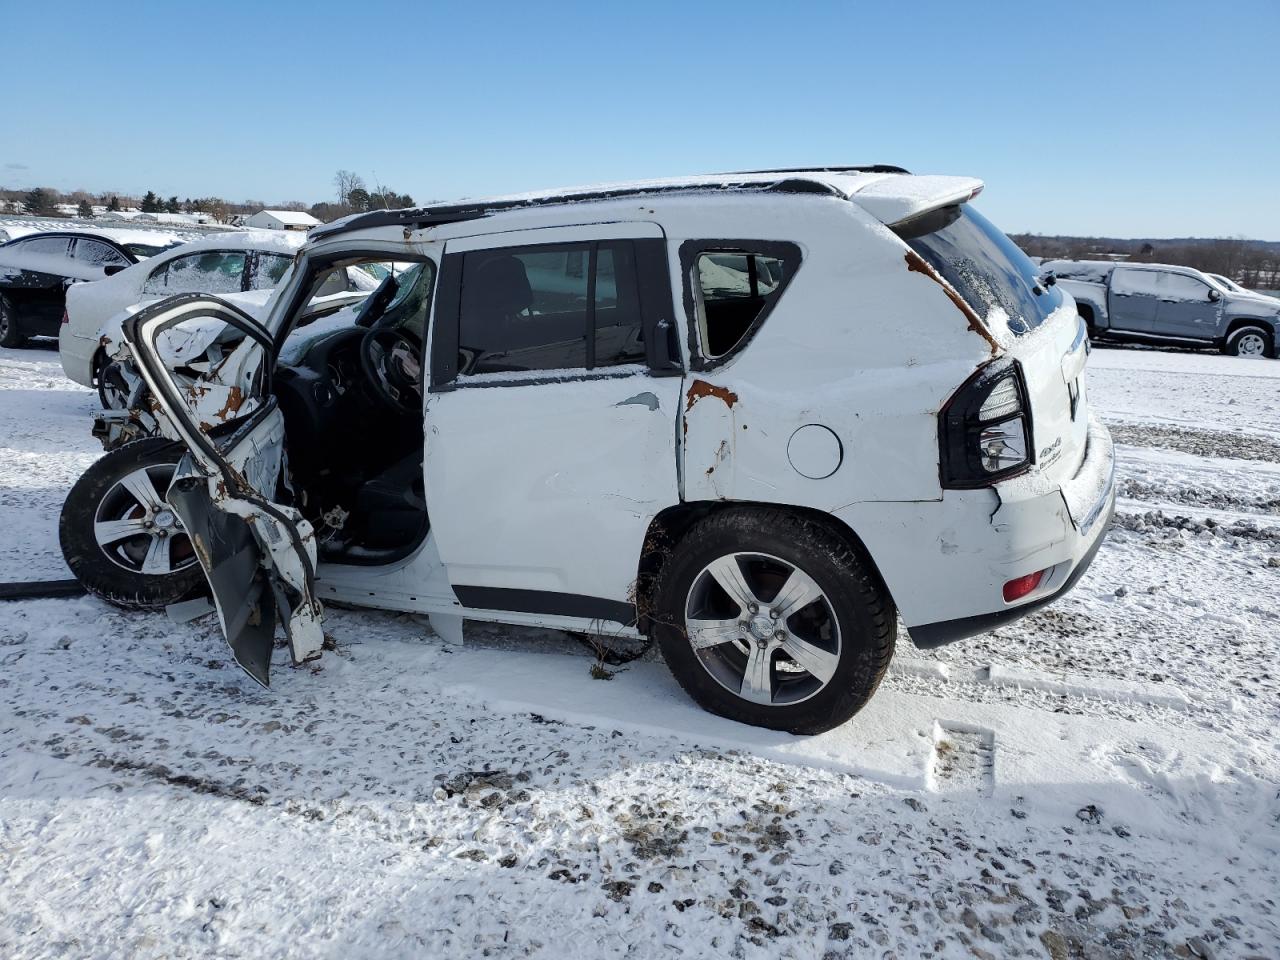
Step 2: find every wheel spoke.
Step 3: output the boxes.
[780,635,839,685]
[686,617,742,650]
[773,566,824,619]
[119,469,165,513]
[94,516,149,546]
[141,536,172,574]
[739,645,773,704]
[706,555,759,613]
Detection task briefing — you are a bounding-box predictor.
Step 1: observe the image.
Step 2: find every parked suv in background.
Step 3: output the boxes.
[0,231,182,346]
[61,167,1115,734]
[1045,259,1280,358]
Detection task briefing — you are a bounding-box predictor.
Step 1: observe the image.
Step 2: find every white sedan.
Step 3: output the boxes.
[59,231,377,392]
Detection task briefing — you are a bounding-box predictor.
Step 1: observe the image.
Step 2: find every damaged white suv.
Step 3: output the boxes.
[60,167,1115,734]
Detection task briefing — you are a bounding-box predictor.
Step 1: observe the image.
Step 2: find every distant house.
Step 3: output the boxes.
[246,209,320,231]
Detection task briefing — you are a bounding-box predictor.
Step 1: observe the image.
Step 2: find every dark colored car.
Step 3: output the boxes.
[0,232,177,347]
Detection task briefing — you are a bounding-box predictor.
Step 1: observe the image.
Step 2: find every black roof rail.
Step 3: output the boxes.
[722,164,911,175]
[309,174,854,241]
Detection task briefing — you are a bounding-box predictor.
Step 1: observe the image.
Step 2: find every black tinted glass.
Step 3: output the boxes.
[906,207,1062,335]
[458,241,644,375]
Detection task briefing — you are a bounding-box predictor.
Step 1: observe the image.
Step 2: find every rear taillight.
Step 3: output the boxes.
[61,308,70,325]
[939,358,1033,488]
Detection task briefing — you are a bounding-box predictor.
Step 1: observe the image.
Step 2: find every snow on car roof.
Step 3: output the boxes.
[153,229,307,256]
[312,166,985,240]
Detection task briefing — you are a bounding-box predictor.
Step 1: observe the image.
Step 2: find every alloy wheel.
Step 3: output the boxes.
[93,464,197,576]
[683,551,841,706]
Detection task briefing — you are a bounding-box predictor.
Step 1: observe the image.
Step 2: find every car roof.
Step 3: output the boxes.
[309,165,991,242]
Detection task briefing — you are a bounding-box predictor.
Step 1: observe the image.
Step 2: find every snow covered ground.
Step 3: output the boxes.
[0,341,1277,959]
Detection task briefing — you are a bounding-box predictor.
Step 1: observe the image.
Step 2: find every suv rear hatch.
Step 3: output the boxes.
[887,199,1090,488]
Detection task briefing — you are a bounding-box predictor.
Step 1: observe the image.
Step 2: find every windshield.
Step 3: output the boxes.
[903,206,1063,336]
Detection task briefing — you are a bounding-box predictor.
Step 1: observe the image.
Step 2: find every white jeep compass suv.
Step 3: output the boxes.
[60,166,1115,734]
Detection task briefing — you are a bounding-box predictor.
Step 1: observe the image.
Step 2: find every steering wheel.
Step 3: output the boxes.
[359,326,422,415]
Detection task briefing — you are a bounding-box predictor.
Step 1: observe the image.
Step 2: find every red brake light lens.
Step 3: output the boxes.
[1003,570,1045,603]
[61,308,70,325]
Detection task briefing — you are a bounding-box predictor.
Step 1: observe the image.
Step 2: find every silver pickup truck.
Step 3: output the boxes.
[1044,259,1280,358]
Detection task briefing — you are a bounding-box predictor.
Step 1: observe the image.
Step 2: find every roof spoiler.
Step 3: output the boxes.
[850,175,984,229]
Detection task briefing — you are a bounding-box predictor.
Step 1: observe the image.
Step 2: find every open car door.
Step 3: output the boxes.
[120,293,322,687]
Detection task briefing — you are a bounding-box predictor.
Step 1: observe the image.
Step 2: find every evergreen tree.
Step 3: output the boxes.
[165,196,180,214]
[77,199,94,219]
[24,188,53,215]
[140,191,160,213]
[346,187,370,211]
[107,195,121,212]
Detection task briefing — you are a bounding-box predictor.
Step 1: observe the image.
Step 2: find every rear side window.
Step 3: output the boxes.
[903,206,1062,336]
[143,251,248,295]
[73,239,130,267]
[695,252,787,357]
[252,253,294,289]
[457,241,645,376]
[681,240,801,366]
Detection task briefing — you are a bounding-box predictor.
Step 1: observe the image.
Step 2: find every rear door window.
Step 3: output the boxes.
[457,241,646,376]
[903,206,1062,336]
[1110,269,1163,297]
[251,253,294,290]
[72,239,130,268]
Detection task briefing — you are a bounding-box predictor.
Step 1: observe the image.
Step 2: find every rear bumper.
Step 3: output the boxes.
[908,494,1113,647]
[58,327,98,387]
[835,415,1116,645]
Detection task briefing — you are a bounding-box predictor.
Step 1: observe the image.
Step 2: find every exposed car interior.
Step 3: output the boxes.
[272,257,434,565]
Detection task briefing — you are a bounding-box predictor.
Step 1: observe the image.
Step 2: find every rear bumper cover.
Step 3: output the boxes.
[907,416,1116,647]
[908,495,1113,648]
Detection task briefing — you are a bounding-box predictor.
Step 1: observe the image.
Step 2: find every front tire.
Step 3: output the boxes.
[60,438,207,610]
[0,295,26,348]
[652,508,895,734]
[1223,325,1273,359]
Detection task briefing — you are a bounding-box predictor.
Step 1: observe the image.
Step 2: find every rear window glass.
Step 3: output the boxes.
[905,207,1062,336]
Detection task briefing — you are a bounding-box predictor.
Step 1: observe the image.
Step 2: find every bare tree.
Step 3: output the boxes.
[333,169,366,206]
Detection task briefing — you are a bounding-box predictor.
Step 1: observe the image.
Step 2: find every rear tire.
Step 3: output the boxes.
[0,295,26,348]
[651,507,895,734]
[60,438,207,610]
[1223,325,1273,359]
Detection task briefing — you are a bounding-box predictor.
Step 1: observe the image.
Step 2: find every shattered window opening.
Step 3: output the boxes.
[693,251,788,358]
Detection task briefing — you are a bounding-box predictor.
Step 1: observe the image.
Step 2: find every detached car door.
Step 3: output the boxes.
[121,293,323,686]
[424,223,684,625]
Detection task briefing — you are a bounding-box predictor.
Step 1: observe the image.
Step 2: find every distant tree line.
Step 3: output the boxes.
[1013,234,1280,290]
[0,168,417,227]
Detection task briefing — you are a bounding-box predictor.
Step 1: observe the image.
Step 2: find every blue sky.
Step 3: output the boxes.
[4,0,1278,239]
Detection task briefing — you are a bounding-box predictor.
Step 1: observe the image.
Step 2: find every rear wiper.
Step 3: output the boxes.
[1032,270,1057,296]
